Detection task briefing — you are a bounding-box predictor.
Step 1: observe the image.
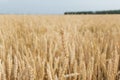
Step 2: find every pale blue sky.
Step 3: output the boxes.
[0,0,120,14]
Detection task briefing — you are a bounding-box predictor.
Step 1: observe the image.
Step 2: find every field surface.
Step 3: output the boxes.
[0,15,120,80]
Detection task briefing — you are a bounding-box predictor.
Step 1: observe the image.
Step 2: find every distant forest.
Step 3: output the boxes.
[64,10,120,15]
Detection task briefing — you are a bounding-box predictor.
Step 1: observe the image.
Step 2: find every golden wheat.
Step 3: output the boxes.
[0,15,120,80]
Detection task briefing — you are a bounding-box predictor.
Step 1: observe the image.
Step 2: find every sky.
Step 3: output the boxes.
[0,0,120,14]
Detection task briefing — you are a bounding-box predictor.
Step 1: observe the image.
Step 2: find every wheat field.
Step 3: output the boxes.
[0,15,120,80]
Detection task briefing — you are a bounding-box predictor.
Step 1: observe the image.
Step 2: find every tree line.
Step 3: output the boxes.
[64,10,120,15]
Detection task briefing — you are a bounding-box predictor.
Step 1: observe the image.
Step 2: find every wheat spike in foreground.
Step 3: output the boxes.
[0,15,120,80]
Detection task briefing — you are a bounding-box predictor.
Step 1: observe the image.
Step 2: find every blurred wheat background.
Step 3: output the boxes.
[0,15,120,80]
